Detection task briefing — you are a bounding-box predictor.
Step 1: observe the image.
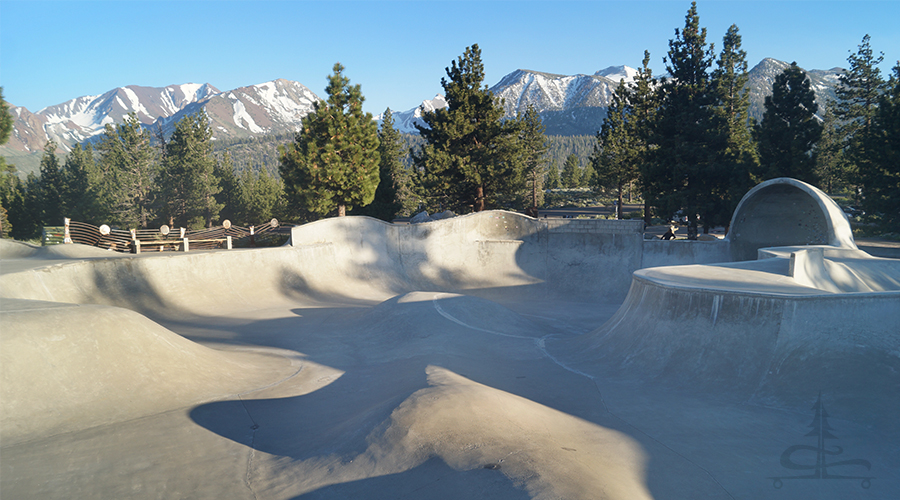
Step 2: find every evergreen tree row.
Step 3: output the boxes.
[3,10,897,237]
[0,111,290,240]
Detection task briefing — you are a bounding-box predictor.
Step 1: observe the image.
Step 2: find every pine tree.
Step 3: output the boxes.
[156,112,222,228]
[561,154,581,188]
[631,51,659,226]
[545,161,561,189]
[17,173,44,239]
[61,143,99,222]
[95,112,158,228]
[280,63,380,218]
[213,152,242,224]
[592,77,640,219]
[0,163,24,239]
[814,106,848,193]
[648,2,724,236]
[753,63,823,184]
[863,62,900,227]
[240,167,285,224]
[834,34,886,195]
[519,105,549,210]
[353,108,407,220]
[39,141,65,227]
[0,88,12,149]
[710,24,756,227]
[414,44,524,212]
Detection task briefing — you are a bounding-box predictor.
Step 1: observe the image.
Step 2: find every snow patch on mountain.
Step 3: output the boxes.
[376,95,448,134]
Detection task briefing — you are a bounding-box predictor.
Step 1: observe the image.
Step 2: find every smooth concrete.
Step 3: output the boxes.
[728,177,857,261]
[1,207,898,499]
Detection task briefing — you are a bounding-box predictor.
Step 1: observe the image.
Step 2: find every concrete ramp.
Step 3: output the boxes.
[568,254,900,426]
[0,299,306,446]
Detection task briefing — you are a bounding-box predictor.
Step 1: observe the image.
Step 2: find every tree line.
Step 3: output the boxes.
[2,1,898,239]
[591,3,898,232]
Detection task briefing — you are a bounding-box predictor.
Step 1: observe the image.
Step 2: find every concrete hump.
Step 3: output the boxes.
[0,302,298,445]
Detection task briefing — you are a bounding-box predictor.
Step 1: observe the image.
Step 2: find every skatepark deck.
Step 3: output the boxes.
[1,184,898,499]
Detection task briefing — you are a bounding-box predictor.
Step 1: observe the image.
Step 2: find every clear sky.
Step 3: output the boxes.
[1,0,898,116]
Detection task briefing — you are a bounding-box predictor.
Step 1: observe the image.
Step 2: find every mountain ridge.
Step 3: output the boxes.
[2,57,845,175]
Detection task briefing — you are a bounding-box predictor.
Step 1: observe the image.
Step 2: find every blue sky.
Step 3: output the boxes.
[1,1,898,116]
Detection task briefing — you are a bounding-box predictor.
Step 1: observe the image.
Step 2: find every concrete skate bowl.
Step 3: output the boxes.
[728,177,856,261]
[567,245,900,428]
[2,208,899,499]
[0,213,663,499]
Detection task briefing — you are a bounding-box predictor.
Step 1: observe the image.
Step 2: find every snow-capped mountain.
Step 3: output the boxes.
[376,95,448,134]
[745,58,842,122]
[489,67,634,135]
[594,65,640,83]
[3,80,320,155]
[184,79,319,139]
[6,84,220,153]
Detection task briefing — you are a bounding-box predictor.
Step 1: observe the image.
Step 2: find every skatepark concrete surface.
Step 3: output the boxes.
[1,179,898,499]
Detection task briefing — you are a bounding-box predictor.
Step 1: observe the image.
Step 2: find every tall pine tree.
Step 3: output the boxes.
[561,154,581,189]
[95,113,158,228]
[353,108,408,220]
[155,112,222,228]
[280,63,380,218]
[592,77,640,219]
[630,51,659,226]
[61,143,99,222]
[39,141,65,227]
[753,63,823,184]
[863,62,900,227]
[519,105,549,210]
[833,34,886,198]
[414,44,524,212]
[648,2,725,236]
[710,24,756,227]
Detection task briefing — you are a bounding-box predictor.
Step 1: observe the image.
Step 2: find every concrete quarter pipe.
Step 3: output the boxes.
[1,179,897,499]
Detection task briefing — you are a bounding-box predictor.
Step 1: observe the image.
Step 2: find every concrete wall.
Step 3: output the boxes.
[728,178,856,261]
[287,212,743,302]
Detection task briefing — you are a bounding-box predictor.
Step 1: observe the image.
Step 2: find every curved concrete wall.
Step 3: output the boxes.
[728,178,856,261]
[571,274,900,424]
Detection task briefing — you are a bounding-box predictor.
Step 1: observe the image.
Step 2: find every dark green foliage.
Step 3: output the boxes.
[519,105,549,209]
[280,63,380,218]
[560,154,581,188]
[414,44,525,212]
[0,88,12,147]
[862,62,900,227]
[591,80,635,219]
[591,56,652,220]
[16,173,43,239]
[834,35,886,188]
[60,143,99,222]
[0,163,25,238]
[545,161,561,189]
[155,112,222,228]
[545,135,596,168]
[239,166,285,225]
[95,113,158,228]
[710,25,756,224]
[352,108,410,220]
[753,62,823,184]
[833,34,889,214]
[814,106,849,193]
[214,151,242,224]
[39,141,65,226]
[648,2,726,234]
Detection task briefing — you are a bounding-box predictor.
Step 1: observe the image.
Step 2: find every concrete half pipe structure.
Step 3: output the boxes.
[1,178,897,499]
